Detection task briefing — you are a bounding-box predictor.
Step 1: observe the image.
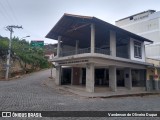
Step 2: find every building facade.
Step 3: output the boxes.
[46,14,153,92]
[146,58,160,91]
[116,10,160,59]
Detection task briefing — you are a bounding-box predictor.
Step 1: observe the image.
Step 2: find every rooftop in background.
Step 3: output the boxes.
[46,13,153,45]
[44,44,57,55]
[116,10,156,22]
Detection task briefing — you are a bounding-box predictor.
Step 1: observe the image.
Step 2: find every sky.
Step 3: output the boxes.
[0,0,160,44]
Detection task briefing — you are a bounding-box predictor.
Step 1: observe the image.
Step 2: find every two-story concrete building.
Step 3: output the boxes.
[46,14,153,92]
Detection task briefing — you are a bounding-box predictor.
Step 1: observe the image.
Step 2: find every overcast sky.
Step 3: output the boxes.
[0,0,160,44]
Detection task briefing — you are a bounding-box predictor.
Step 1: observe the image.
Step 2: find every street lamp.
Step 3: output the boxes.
[20,35,30,40]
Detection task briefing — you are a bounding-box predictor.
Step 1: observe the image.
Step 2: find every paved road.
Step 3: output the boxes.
[0,69,160,120]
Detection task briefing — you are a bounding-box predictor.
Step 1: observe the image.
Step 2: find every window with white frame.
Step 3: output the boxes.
[134,41,142,58]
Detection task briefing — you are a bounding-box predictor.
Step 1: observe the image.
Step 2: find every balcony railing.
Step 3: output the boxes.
[60,48,129,59]
[95,48,110,55]
[60,47,110,57]
[116,52,129,59]
[60,48,90,57]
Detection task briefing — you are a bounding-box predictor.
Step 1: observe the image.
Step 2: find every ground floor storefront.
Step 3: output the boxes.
[54,55,150,93]
[56,66,146,92]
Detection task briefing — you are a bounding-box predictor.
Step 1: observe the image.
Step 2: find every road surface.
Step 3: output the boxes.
[0,69,160,120]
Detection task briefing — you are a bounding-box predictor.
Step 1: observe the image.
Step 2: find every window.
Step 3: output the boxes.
[134,41,142,58]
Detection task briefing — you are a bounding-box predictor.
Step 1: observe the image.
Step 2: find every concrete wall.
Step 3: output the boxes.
[146,44,160,59]
[146,58,160,66]
[117,18,159,35]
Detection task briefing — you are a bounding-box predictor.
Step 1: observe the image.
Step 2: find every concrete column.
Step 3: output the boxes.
[91,24,95,53]
[57,36,61,57]
[71,67,73,85]
[55,65,62,85]
[104,69,107,84]
[109,66,117,92]
[110,30,116,57]
[124,68,132,90]
[146,69,152,91]
[86,63,95,92]
[79,68,82,85]
[75,40,79,54]
[154,68,159,91]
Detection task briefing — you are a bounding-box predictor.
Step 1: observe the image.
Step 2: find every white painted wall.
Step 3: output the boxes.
[146,43,160,59]
[130,38,145,62]
[116,11,160,59]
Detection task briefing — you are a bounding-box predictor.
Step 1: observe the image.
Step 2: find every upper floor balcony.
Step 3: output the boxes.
[59,47,129,59]
[60,47,109,56]
[46,13,153,63]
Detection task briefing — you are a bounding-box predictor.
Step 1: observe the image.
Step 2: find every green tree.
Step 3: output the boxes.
[0,36,50,73]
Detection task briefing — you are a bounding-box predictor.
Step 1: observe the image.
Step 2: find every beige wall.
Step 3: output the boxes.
[146,68,154,80]
[146,58,160,66]
[146,58,160,80]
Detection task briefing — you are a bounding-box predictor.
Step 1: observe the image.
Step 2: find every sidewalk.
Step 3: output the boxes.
[44,78,160,98]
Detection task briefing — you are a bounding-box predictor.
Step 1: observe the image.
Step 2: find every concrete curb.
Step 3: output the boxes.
[88,92,160,98]
[44,78,160,98]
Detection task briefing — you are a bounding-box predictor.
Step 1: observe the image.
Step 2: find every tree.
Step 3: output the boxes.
[0,36,50,73]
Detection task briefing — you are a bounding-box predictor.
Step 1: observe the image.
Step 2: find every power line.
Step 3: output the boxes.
[0,0,19,24]
[5,0,20,24]
[2,0,39,38]
[0,1,11,23]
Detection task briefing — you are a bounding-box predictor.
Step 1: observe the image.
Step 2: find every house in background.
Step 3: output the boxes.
[44,44,57,60]
[44,52,55,60]
[46,13,153,93]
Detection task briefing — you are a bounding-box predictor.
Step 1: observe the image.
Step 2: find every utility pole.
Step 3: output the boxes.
[5,25,23,80]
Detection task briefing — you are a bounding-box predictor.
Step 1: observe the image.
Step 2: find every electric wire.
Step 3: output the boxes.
[0,0,17,24]
[5,0,20,24]
[0,1,11,23]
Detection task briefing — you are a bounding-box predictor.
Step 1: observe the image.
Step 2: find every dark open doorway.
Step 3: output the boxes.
[61,68,71,85]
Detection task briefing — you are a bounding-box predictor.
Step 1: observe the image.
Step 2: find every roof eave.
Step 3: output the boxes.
[46,14,153,43]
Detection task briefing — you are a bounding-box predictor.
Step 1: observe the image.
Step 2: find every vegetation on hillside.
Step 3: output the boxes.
[0,36,50,72]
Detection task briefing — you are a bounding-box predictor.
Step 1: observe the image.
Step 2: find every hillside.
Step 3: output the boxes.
[0,36,50,79]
